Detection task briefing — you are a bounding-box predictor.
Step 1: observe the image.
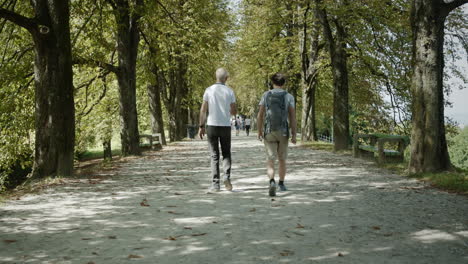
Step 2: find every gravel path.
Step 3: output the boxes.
[1,134,467,263]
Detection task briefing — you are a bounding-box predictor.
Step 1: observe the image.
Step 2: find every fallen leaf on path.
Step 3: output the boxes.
[249,208,256,212]
[167,205,177,207]
[296,224,305,229]
[92,252,99,255]
[372,226,381,230]
[108,235,117,239]
[140,199,150,207]
[87,262,96,264]
[212,221,218,224]
[191,233,207,237]
[338,253,344,257]
[174,192,183,195]
[111,193,118,195]
[383,233,393,237]
[4,239,16,243]
[164,236,177,241]
[81,238,92,240]
[272,204,284,207]
[128,254,143,258]
[184,227,192,230]
[279,250,294,256]
[271,199,276,201]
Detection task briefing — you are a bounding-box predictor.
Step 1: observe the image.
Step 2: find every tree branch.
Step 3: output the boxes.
[0,7,36,32]
[73,56,119,74]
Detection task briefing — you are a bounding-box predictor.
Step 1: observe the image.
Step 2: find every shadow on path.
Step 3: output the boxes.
[0,134,467,263]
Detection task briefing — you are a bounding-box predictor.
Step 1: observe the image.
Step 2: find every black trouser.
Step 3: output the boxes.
[207,125,231,183]
[245,125,251,136]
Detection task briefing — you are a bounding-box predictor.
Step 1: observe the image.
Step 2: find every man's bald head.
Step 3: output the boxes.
[216,68,229,83]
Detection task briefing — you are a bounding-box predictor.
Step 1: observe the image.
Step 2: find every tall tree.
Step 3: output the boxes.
[299,2,321,141]
[408,0,468,173]
[315,0,350,151]
[0,0,75,178]
[107,0,143,155]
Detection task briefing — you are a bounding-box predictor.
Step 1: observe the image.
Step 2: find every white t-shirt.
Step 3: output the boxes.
[245,118,251,126]
[203,83,236,127]
[259,88,295,108]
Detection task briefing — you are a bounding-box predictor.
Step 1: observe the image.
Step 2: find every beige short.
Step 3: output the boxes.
[264,131,289,161]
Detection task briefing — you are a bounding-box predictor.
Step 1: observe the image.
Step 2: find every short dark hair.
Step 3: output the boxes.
[271,73,286,86]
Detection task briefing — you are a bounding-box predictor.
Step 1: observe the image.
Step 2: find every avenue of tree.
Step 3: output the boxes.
[0,0,467,188]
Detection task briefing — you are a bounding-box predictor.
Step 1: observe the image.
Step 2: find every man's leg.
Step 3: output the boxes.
[267,159,275,180]
[219,127,232,180]
[278,159,286,181]
[219,126,232,190]
[207,126,220,187]
[277,134,289,191]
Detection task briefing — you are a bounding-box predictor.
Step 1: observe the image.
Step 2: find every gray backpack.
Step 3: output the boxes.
[264,91,289,136]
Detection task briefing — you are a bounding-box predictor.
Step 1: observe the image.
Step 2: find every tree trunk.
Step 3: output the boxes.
[316,2,350,151]
[147,84,167,145]
[113,0,142,156]
[331,23,350,151]
[103,140,112,161]
[408,0,454,173]
[299,4,320,142]
[165,54,189,142]
[30,0,75,178]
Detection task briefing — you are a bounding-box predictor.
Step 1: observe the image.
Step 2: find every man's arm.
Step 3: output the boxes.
[230,103,237,116]
[198,101,208,139]
[288,106,297,144]
[257,105,265,140]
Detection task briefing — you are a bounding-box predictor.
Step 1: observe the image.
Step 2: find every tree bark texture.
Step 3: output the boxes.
[33,0,75,177]
[408,0,460,173]
[0,1,76,178]
[316,2,350,151]
[147,83,167,145]
[163,53,189,142]
[112,0,142,156]
[299,4,320,142]
[103,140,112,161]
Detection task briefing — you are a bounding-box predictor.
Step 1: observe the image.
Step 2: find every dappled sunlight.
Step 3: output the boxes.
[1,136,466,263]
[411,229,459,243]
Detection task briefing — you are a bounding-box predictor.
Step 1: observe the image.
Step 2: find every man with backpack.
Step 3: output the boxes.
[257,73,297,196]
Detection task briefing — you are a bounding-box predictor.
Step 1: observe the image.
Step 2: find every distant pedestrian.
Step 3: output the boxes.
[245,117,251,136]
[235,116,241,136]
[257,73,296,196]
[199,68,237,192]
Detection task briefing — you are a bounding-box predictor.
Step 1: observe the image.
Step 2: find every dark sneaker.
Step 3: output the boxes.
[224,179,233,191]
[278,184,287,192]
[269,182,277,197]
[209,182,221,192]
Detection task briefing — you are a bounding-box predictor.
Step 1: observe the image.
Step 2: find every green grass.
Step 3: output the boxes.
[78,148,122,161]
[302,139,468,195]
[300,140,334,152]
[409,169,468,195]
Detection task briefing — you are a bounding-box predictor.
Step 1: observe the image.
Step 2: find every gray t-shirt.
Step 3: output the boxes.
[258,88,295,108]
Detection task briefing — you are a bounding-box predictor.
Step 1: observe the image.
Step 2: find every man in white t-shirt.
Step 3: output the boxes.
[199,68,237,191]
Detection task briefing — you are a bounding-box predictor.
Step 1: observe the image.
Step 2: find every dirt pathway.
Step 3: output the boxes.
[1,134,467,263]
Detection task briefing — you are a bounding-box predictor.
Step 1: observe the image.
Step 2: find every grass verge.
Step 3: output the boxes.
[408,169,468,195]
[301,140,468,195]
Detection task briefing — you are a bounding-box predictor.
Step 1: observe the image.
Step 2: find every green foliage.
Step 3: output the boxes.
[0,7,35,189]
[448,126,468,170]
[410,171,468,195]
